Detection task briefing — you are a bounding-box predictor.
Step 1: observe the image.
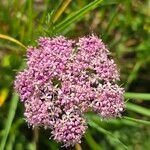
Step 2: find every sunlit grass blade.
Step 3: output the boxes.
[54,0,103,33]
[124,92,150,101]
[124,116,150,126]
[127,102,150,117]
[75,143,82,150]
[53,0,72,23]
[0,89,8,107]
[0,93,19,150]
[88,120,128,150]
[0,34,26,49]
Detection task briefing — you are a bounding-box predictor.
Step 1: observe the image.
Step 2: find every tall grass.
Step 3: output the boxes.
[0,0,150,149]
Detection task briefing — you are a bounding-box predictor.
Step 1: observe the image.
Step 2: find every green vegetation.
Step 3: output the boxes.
[0,0,150,149]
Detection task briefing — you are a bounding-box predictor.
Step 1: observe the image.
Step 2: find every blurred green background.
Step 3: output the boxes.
[0,0,150,150]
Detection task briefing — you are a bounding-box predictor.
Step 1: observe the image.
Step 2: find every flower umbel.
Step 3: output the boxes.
[14,35,125,147]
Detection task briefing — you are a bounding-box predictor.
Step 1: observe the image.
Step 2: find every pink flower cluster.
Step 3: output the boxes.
[14,35,125,147]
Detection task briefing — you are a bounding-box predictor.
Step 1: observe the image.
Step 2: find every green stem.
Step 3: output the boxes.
[124,92,150,101]
[53,0,72,23]
[0,93,19,150]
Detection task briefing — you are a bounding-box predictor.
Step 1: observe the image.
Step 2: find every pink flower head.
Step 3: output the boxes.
[14,35,125,147]
[52,111,87,147]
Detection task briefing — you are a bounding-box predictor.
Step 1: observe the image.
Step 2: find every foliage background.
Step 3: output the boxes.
[0,0,150,150]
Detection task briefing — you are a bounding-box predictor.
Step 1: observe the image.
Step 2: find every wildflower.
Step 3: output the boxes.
[91,82,125,118]
[14,35,125,147]
[51,111,87,147]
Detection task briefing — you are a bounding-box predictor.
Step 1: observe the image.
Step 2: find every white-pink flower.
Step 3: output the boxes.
[14,35,125,147]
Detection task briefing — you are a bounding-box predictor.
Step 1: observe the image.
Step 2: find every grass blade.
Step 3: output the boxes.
[54,0,103,33]
[27,0,33,39]
[0,93,19,150]
[75,143,82,150]
[124,116,150,126]
[53,0,72,23]
[88,120,128,150]
[86,113,149,127]
[0,34,26,49]
[0,89,8,107]
[124,92,150,101]
[85,131,102,150]
[127,102,150,117]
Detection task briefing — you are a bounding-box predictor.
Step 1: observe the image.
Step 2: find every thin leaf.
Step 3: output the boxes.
[86,113,139,127]
[54,0,104,33]
[0,34,26,49]
[124,92,150,101]
[88,120,128,150]
[75,143,82,150]
[27,0,33,38]
[127,102,150,117]
[0,89,8,107]
[53,0,72,23]
[86,112,150,127]
[85,131,102,150]
[124,116,150,126]
[0,93,19,150]
[5,133,16,150]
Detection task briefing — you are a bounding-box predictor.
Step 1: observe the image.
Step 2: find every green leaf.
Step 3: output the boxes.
[88,120,128,150]
[0,34,26,49]
[124,92,150,101]
[127,102,150,117]
[86,113,145,127]
[27,0,33,39]
[124,116,150,126]
[53,0,71,23]
[85,131,102,150]
[0,93,19,150]
[54,0,104,33]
